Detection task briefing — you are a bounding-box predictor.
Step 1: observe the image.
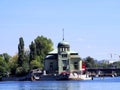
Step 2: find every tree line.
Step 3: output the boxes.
[84,56,120,69]
[0,35,53,80]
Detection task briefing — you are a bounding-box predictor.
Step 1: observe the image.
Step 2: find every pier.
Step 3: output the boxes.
[86,68,120,77]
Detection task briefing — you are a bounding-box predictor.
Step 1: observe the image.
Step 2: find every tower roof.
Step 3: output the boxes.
[58,40,70,48]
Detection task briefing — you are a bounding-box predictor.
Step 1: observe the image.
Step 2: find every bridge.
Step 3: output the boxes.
[87,68,120,72]
[86,68,120,77]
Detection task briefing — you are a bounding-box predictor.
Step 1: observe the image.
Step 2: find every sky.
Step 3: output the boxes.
[0,0,120,60]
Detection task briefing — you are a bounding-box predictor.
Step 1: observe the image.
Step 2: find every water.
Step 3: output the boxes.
[0,77,120,90]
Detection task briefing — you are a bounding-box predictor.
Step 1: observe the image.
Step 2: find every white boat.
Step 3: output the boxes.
[69,72,92,80]
[57,71,92,80]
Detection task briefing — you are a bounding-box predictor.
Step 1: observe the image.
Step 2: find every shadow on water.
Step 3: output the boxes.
[0,77,120,90]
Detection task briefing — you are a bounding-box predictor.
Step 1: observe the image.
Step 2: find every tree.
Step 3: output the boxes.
[29,41,36,63]
[9,54,18,75]
[2,53,11,63]
[34,36,53,67]
[24,49,30,68]
[18,37,25,67]
[84,56,97,68]
[35,36,53,58]
[112,61,120,68]
[16,37,30,76]
[15,61,29,77]
[0,53,11,74]
[97,62,109,69]
[30,60,42,69]
[0,56,7,80]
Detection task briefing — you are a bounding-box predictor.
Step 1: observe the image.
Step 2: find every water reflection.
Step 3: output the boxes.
[0,77,120,90]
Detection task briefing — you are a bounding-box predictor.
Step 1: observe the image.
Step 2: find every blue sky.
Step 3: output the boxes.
[0,0,120,60]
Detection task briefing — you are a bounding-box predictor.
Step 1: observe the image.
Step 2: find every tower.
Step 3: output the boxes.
[57,29,70,74]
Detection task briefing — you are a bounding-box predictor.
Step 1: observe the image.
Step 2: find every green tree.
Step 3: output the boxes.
[85,56,96,68]
[34,36,53,67]
[30,60,42,69]
[2,53,11,63]
[15,62,29,77]
[16,37,30,76]
[18,37,25,66]
[29,41,36,63]
[24,49,30,68]
[35,36,53,58]
[0,53,11,74]
[112,61,120,68]
[97,62,109,69]
[9,54,18,75]
[0,56,7,80]
[21,50,30,76]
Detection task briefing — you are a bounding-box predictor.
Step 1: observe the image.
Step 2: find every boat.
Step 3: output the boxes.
[57,71,92,80]
[69,72,92,80]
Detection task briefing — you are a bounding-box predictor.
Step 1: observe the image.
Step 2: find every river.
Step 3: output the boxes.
[0,77,120,90]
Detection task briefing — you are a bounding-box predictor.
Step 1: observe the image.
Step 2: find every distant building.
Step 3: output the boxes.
[44,40,82,74]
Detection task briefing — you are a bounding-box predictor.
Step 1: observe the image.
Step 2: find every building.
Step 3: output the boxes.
[44,40,82,74]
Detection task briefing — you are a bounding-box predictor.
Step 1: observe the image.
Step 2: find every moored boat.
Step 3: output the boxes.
[56,71,92,80]
[69,73,92,80]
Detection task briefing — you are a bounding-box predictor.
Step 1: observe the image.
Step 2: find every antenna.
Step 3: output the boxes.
[110,53,112,60]
[63,28,64,41]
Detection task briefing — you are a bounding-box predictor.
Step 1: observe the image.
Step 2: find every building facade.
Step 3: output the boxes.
[44,40,82,74]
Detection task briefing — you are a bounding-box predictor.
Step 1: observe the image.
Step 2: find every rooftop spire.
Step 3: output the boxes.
[63,28,64,41]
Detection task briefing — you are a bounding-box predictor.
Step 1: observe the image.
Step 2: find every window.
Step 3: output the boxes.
[62,60,68,70]
[50,62,53,70]
[62,48,64,51]
[74,62,78,70]
[62,60,67,66]
[62,54,67,58]
[63,66,67,70]
[67,48,70,51]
